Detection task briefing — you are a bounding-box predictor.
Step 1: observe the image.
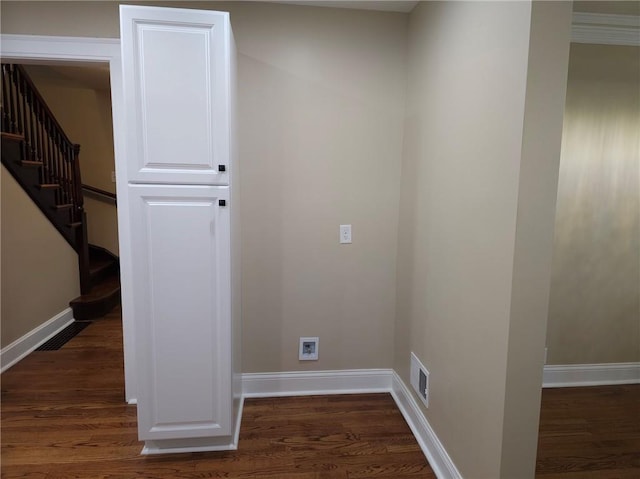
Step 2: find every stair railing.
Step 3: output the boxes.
[1,64,90,294]
[1,64,84,224]
[82,184,117,205]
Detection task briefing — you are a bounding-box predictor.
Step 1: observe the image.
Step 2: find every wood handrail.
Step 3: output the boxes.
[82,184,117,203]
[13,65,75,147]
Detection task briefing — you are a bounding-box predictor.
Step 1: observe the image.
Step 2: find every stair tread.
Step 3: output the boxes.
[21,160,43,167]
[72,247,121,320]
[54,204,73,209]
[89,245,118,261]
[1,132,24,141]
[70,273,120,304]
[90,257,117,275]
[2,138,78,251]
[67,222,82,227]
[38,183,60,189]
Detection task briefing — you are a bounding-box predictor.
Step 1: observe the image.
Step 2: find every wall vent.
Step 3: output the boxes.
[410,352,429,408]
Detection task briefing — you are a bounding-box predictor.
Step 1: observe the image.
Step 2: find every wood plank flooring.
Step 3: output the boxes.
[536,383,640,478]
[1,308,435,479]
[2,307,639,478]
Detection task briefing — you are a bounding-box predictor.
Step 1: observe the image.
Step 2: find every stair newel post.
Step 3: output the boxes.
[77,209,91,295]
[72,143,83,222]
[58,136,66,207]
[61,141,69,215]
[62,142,68,217]
[72,143,90,294]
[71,144,81,217]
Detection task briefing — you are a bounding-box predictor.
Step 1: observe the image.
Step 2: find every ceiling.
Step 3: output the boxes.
[18,0,638,92]
[573,1,640,16]
[23,63,111,91]
[272,1,418,13]
[273,0,639,15]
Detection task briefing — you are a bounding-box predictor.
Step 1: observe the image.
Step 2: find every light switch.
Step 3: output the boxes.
[340,224,352,244]
[111,171,116,183]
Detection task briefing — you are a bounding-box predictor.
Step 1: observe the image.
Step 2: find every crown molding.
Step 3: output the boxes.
[572,12,640,46]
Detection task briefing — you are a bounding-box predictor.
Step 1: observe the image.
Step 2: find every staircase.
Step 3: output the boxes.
[70,245,121,320]
[1,63,120,320]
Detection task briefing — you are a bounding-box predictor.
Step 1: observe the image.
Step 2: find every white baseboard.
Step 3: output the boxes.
[242,368,394,397]
[1,308,74,373]
[543,362,640,388]
[242,368,460,479]
[390,372,462,479]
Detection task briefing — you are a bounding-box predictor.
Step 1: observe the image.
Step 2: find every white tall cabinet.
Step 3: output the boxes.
[118,5,241,454]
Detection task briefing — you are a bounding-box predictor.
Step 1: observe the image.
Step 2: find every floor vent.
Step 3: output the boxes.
[35,322,91,351]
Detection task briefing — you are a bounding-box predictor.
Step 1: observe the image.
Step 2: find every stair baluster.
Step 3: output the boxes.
[19,70,29,151]
[43,111,52,186]
[12,65,20,134]
[2,65,16,133]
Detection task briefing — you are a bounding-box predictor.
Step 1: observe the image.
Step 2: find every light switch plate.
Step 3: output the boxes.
[340,224,352,244]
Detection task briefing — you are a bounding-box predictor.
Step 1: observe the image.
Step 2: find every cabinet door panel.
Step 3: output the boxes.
[129,184,231,440]
[121,6,230,185]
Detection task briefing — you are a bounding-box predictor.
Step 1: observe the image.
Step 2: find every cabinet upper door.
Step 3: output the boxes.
[120,5,231,185]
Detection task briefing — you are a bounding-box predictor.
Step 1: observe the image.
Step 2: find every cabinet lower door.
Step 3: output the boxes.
[129,184,231,441]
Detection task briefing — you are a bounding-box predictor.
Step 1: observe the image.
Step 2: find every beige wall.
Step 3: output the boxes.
[3,3,580,474]
[1,166,81,348]
[500,2,572,476]
[2,1,407,372]
[395,1,570,477]
[546,44,640,365]
[233,3,407,371]
[24,65,119,255]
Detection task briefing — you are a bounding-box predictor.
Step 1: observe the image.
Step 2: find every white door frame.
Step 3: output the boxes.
[1,34,137,403]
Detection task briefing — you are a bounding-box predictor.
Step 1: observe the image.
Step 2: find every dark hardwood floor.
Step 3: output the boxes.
[1,308,435,479]
[2,307,638,478]
[536,383,640,478]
